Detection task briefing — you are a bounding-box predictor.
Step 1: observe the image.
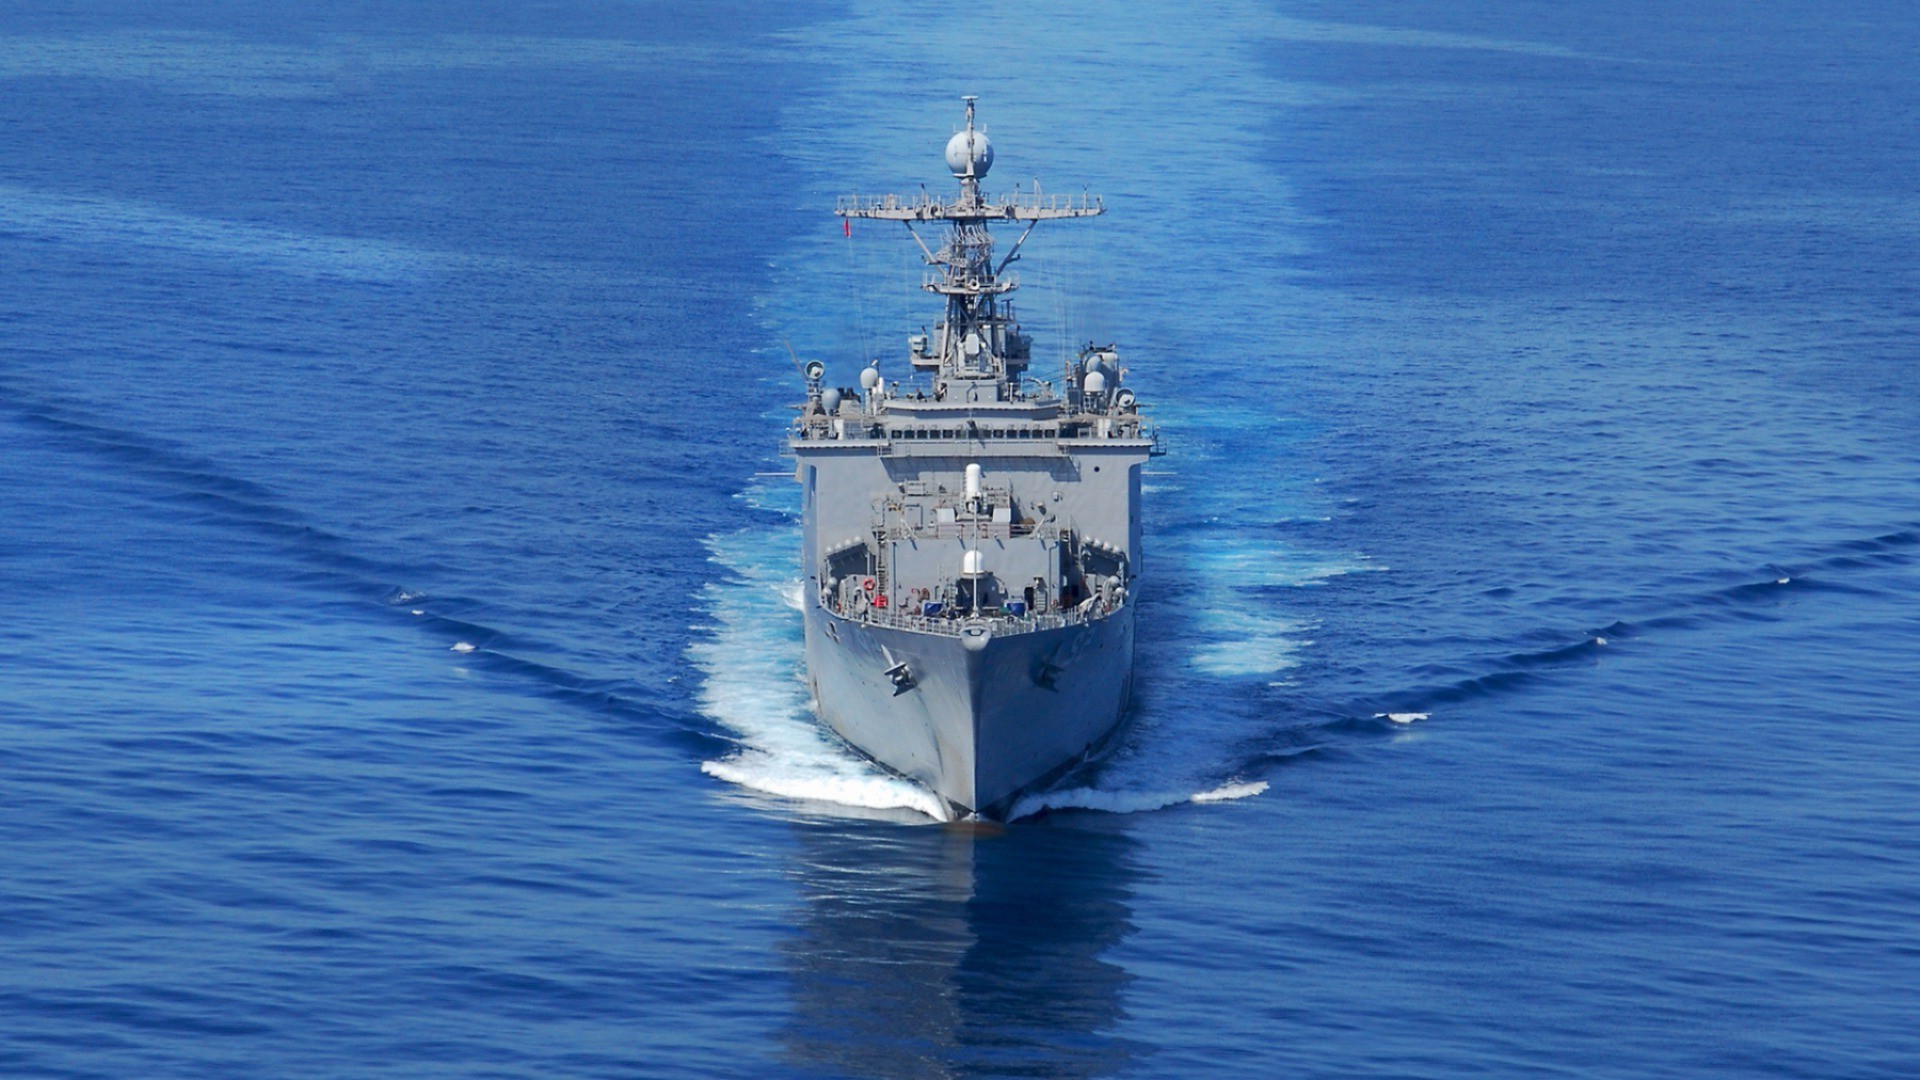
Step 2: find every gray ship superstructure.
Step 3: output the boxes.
[792,100,1154,819]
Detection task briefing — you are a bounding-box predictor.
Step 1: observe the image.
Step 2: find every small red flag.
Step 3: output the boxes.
[843,218,851,237]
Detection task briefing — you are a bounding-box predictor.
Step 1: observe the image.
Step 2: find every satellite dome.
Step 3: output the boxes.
[1083,370,1107,395]
[859,366,881,390]
[945,129,994,178]
[820,387,843,413]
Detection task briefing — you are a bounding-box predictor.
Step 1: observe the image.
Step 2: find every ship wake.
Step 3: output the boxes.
[690,490,1284,824]
[1006,779,1268,821]
[691,515,950,822]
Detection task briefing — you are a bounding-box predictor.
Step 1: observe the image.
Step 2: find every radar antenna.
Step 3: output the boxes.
[835,98,1103,401]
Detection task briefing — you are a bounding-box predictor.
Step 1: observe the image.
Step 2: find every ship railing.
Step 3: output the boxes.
[836,191,1105,219]
[887,522,1035,541]
[839,597,1120,637]
[924,271,1018,294]
[793,416,882,442]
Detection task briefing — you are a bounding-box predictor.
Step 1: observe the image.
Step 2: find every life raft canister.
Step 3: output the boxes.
[873,594,888,609]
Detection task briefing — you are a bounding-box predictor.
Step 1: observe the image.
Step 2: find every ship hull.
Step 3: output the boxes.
[803,606,1134,819]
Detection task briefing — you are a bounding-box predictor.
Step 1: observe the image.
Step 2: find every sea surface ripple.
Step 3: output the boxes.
[3,1,1918,1076]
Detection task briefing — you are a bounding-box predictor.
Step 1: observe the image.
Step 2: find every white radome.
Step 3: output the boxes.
[945,129,993,178]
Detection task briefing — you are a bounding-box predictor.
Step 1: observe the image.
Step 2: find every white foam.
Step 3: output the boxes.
[1188,541,1379,590]
[690,525,949,822]
[1776,577,1791,585]
[1190,610,1312,677]
[1191,780,1271,803]
[702,756,948,820]
[1165,537,1375,677]
[1187,597,1316,677]
[1375,712,1427,724]
[738,474,801,516]
[1008,778,1268,820]
[449,641,476,653]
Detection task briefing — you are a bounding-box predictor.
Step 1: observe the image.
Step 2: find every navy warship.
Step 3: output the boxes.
[792,99,1154,820]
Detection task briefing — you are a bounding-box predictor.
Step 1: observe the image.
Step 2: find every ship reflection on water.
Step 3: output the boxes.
[780,817,1141,1078]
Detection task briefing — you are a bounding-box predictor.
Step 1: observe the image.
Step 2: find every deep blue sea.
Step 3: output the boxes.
[5,2,1919,1076]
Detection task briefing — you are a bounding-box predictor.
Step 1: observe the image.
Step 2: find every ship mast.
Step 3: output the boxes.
[836,98,1103,401]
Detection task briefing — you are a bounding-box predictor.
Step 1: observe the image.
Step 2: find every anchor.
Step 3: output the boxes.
[880,645,915,694]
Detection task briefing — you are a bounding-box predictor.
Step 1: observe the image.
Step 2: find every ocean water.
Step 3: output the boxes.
[4,1,1918,1075]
